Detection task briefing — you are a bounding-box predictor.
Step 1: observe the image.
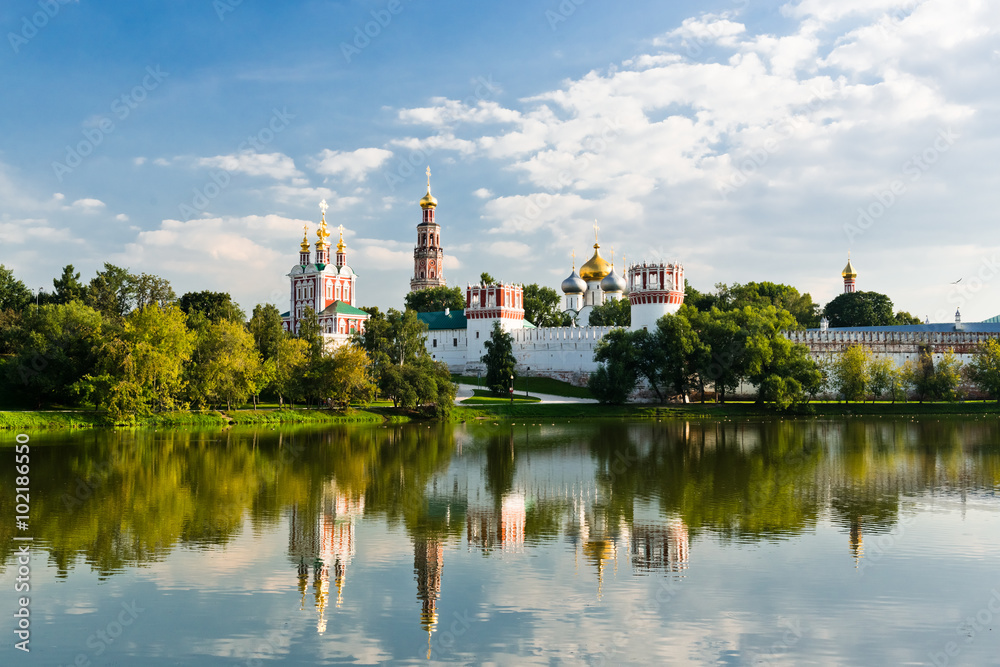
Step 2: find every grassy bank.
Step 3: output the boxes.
[0,411,107,431]
[453,374,593,399]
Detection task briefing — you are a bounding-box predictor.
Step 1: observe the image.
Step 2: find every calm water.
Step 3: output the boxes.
[2,418,1000,666]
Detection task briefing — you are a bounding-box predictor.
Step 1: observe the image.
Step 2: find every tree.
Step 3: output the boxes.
[931,349,963,402]
[831,345,871,403]
[85,264,136,321]
[716,281,820,329]
[910,346,936,403]
[248,304,285,361]
[404,286,464,313]
[590,328,638,404]
[122,303,195,412]
[481,321,517,396]
[968,339,1000,401]
[655,312,707,399]
[683,280,717,312]
[51,264,85,305]
[823,291,896,327]
[479,272,496,285]
[893,311,922,325]
[271,336,309,407]
[588,298,630,327]
[522,284,569,327]
[132,273,176,310]
[320,344,376,409]
[0,264,32,312]
[296,307,324,364]
[187,318,264,410]
[867,356,898,402]
[1,302,104,408]
[179,291,245,324]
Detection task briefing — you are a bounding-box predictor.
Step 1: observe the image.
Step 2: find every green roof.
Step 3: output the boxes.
[417,310,468,330]
[320,301,369,317]
[983,314,1000,323]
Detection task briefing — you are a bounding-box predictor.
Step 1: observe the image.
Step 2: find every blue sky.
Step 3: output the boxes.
[2,0,999,320]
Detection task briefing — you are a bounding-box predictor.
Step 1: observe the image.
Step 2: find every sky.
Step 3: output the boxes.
[1,0,999,321]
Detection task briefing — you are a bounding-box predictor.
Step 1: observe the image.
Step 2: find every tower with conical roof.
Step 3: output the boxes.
[842,254,857,293]
[410,166,447,292]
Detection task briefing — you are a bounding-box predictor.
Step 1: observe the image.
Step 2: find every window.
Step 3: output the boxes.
[476,332,479,339]
[453,338,457,347]
[433,339,437,347]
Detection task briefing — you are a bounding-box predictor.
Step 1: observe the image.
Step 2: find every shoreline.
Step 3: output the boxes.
[4,399,1000,431]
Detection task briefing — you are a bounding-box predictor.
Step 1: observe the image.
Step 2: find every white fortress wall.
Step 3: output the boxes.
[426,328,468,372]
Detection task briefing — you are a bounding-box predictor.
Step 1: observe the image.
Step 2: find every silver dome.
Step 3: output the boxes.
[600,267,627,293]
[561,270,586,295]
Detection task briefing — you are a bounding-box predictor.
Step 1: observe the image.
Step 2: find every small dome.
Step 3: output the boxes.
[601,267,626,293]
[579,244,611,282]
[419,186,437,209]
[561,270,586,295]
[842,257,857,279]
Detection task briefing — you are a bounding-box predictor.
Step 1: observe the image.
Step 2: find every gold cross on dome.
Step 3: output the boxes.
[338,224,344,238]
[594,222,600,244]
[319,199,329,216]
[426,165,432,189]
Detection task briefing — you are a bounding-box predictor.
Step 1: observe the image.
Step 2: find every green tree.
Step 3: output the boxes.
[655,312,707,399]
[188,318,264,410]
[522,284,569,327]
[132,273,176,310]
[910,346,936,403]
[590,328,638,403]
[588,298,630,327]
[831,345,871,403]
[179,291,245,324]
[86,263,132,319]
[823,291,896,327]
[296,307,324,364]
[733,304,820,408]
[716,281,820,329]
[867,355,898,402]
[272,336,309,407]
[683,280,717,312]
[481,321,517,396]
[931,348,963,401]
[968,339,1000,401]
[123,303,195,412]
[320,343,376,409]
[479,272,496,285]
[893,311,921,325]
[404,286,464,313]
[0,264,33,312]
[248,304,285,361]
[1,302,104,407]
[51,264,85,304]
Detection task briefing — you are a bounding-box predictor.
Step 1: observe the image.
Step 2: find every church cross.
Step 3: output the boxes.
[319,199,329,216]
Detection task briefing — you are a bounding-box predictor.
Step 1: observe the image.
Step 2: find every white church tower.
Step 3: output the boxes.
[628,261,685,331]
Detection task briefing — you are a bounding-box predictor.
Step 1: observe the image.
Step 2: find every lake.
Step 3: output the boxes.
[2,418,999,665]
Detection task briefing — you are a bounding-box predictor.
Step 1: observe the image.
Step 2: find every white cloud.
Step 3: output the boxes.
[70,198,106,211]
[311,147,393,182]
[133,157,147,166]
[473,188,493,199]
[115,213,129,222]
[195,152,303,181]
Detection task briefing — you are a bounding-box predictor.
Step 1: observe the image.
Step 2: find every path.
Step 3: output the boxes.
[455,383,598,405]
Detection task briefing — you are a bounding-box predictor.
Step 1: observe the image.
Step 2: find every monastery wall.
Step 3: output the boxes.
[784,329,996,367]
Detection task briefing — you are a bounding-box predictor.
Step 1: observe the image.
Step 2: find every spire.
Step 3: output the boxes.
[419,166,438,209]
[300,224,310,252]
[315,199,331,267]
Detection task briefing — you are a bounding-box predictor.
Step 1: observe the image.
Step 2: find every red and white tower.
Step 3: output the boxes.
[627,261,685,331]
[410,166,447,292]
[282,199,368,342]
[464,281,525,369]
[842,255,857,293]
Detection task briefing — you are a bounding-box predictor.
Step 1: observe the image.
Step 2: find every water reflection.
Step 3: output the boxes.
[2,418,999,663]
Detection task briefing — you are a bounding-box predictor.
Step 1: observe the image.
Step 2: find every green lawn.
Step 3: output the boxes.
[452,374,593,399]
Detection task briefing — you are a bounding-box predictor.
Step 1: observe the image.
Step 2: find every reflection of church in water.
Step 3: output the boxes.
[285,459,692,640]
[288,481,364,635]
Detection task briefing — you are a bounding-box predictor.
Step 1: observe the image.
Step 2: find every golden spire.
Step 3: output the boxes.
[316,200,331,248]
[337,224,346,253]
[419,165,438,209]
[300,223,310,252]
[842,251,857,279]
[571,250,576,270]
[594,221,600,246]
[611,246,615,269]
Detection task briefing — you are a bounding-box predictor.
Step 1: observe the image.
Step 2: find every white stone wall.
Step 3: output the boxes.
[426,329,468,371]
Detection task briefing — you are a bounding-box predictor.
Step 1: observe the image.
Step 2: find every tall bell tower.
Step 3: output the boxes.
[410,166,447,292]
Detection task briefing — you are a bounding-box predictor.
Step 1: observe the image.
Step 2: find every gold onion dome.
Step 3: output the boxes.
[419,186,437,209]
[842,257,857,279]
[579,244,612,282]
[300,225,310,252]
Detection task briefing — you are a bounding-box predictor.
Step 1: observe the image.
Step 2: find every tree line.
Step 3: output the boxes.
[0,263,454,421]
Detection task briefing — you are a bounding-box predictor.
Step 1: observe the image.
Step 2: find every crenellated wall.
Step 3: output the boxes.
[784,328,998,368]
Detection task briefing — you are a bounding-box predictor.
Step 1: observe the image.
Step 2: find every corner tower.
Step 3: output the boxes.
[842,255,857,293]
[410,167,447,292]
[628,261,685,331]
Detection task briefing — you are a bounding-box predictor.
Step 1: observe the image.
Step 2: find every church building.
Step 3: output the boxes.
[281,200,368,346]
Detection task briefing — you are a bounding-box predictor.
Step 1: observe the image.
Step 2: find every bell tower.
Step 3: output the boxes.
[410,166,447,292]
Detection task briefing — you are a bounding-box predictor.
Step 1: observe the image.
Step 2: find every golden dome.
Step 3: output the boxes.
[579,243,611,282]
[420,166,437,208]
[842,257,857,279]
[300,224,310,252]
